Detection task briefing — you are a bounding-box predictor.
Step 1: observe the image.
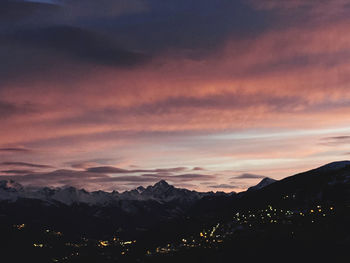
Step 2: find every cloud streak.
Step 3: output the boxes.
[0,147,31,153]
[86,166,188,174]
[233,173,266,179]
[1,162,53,168]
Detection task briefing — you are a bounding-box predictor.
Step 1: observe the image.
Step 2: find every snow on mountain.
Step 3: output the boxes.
[140,180,212,203]
[0,179,222,205]
[48,187,104,206]
[119,188,148,201]
[0,180,23,192]
[0,180,24,201]
[136,186,145,193]
[0,180,113,205]
[248,177,277,191]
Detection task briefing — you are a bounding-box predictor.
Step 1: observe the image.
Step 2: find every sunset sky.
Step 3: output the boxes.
[1,0,350,192]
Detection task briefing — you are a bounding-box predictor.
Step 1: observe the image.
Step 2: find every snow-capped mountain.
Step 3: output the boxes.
[0,179,24,201]
[0,179,227,206]
[0,179,24,191]
[138,180,213,202]
[247,177,277,191]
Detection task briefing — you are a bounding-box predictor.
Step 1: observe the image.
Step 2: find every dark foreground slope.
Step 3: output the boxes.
[150,161,350,262]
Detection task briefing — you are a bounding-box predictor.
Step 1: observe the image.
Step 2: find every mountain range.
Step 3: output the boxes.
[0,179,235,206]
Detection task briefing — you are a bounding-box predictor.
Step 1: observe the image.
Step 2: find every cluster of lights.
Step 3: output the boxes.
[153,222,225,255]
[233,205,296,226]
[306,205,335,220]
[33,243,44,248]
[155,203,338,256]
[13,223,26,230]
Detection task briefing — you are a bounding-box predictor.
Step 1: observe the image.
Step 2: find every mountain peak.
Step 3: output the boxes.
[154,180,170,188]
[260,177,276,184]
[0,180,23,191]
[136,186,145,193]
[248,177,277,191]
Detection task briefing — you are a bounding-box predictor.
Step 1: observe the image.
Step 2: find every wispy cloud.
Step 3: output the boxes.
[320,136,350,146]
[1,170,33,174]
[232,173,266,179]
[65,158,116,169]
[86,166,188,174]
[0,148,31,153]
[1,162,53,168]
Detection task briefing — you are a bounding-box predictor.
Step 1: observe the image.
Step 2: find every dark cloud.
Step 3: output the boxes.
[171,173,214,180]
[320,136,350,146]
[1,162,53,168]
[232,173,266,179]
[9,25,149,67]
[138,93,304,114]
[86,166,188,174]
[141,172,214,181]
[0,0,61,23]
[90,176,156,183]
[65,158,115,169]
[0,0,145,24]
[86,166,130,174]
[0,101,36,119]
[94,0,271,53]
[0,169,106,185]
[0,24,148,86]
[326,136,350,140]
[1,170,33,174]
[62,0,148,20]
[192,167,205,171]
[0,147,31,153]
[141,172,171,177]
[155,167,188,173]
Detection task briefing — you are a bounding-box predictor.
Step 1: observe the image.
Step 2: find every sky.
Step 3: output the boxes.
[1,0,350,192]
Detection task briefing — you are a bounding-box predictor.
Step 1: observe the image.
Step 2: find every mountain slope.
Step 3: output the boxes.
[247,177,277,191]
